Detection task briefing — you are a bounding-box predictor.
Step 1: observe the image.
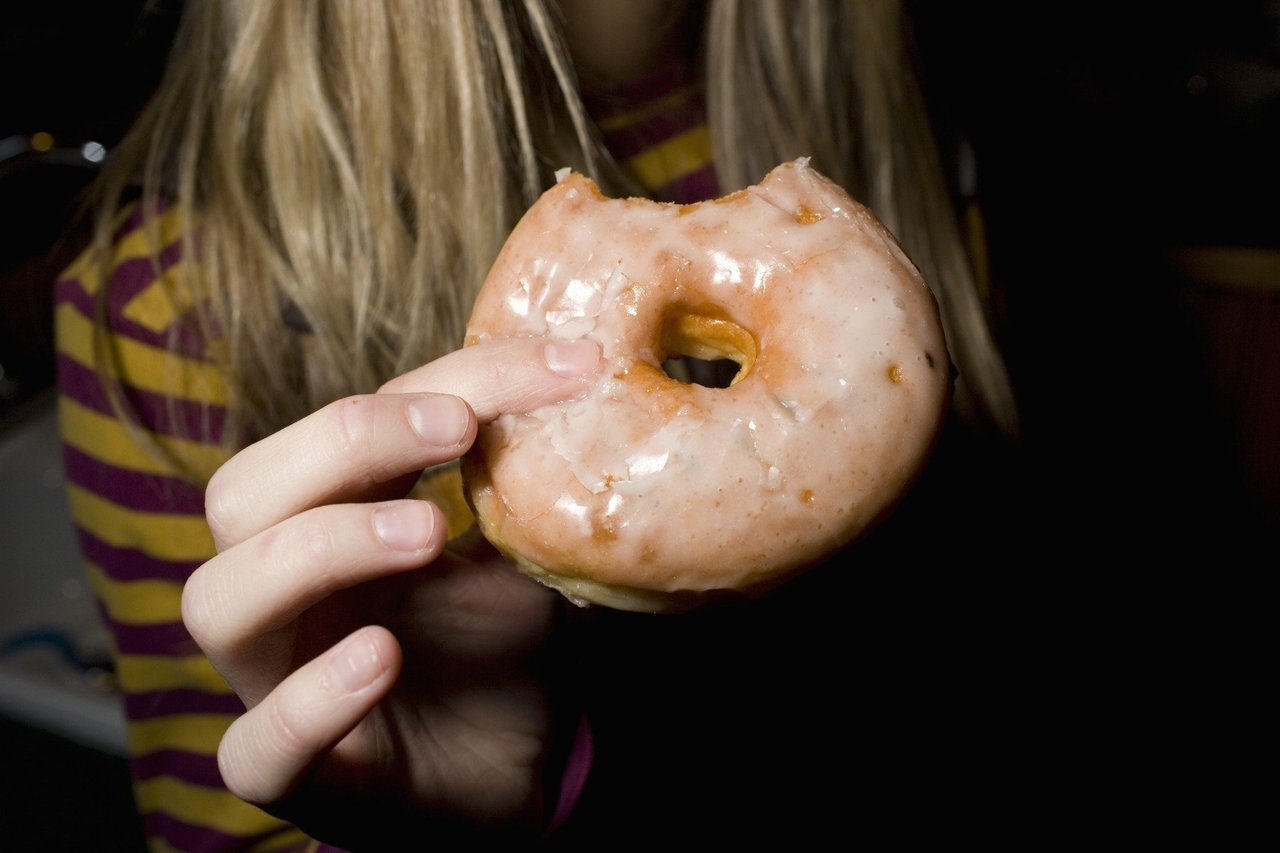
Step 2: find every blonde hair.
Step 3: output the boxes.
[92,0,1017,478]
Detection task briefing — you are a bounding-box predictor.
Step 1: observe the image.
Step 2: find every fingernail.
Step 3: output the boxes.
[544,340,602,378]
[372,502,434,551]
[407,394,470,446]
[329,630,385,694]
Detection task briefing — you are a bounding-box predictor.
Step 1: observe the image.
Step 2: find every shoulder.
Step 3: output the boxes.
[56,200,204,368]
[55,201,229,482]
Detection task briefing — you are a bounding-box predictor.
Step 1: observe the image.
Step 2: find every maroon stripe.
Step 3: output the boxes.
[656,163,721,204]
[62,442,207,515]
[106,241,186,306]
[144,810,297,853]
[101,612,201,659]
[55,273,175,351]
[57,353,226,443]
[54,272,208,357]
[584,56,697,120]
[76,526,202,584]
[126,689,245,723]
[601,101,705,161]
[58,354,225,444]
[132,748,227,788]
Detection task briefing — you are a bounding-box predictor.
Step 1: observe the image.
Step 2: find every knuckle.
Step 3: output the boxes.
[265,693,311,754]
[180,564,229,654]
[216,731,253,801]
[179,570,210,648]
[326,396,380,461]
[272,512,342,595]
[218,722,280,805]
[204,468,240,549]
[471,355,532,412]
[479,352,522,391]
[296,513,338,567]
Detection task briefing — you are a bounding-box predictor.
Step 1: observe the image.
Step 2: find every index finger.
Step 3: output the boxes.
[379,337,601,422]
[206,337,601,551]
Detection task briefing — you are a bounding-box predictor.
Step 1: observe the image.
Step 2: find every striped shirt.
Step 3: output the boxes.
[55,59,716,852]
[586,57,719,203]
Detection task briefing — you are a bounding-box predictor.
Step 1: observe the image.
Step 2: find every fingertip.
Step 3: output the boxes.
[326,625,401,696]
[377,336,604,424]
[406,393,476,449]
[217,626,403,805]
[371,499,445,553]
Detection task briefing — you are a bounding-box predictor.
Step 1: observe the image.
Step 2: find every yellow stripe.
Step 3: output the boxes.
[136,776,286,837]
[117,654,232,695]
[55,302,228,405]
[130,712,232,756]
[147,817,307,853]
[84,562,184,625]
[251,829,316,852]
[59,395,227,481]
[413,464,475,540]
[597,83,700,132]
[59,392,174,474]
[66,482,216,563]
[624,125,712,190]
[59,248,100,292]
[113,205,188,267]
[121,262,194,334]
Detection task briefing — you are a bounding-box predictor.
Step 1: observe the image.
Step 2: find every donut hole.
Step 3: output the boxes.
[659,310,757,389]
[661,355,740,388]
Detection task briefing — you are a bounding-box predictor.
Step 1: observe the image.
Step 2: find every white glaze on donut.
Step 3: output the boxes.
[463,159,949,610]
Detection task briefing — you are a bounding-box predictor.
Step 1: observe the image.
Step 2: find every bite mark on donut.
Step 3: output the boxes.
[713,189,749,205]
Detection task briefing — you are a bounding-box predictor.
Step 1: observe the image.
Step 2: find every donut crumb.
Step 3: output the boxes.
[888,364,904,384]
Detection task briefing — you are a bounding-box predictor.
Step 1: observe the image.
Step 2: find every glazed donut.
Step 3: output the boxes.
[463,159,949,612]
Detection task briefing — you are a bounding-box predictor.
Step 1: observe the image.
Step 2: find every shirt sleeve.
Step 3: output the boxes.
[54,203,319,852]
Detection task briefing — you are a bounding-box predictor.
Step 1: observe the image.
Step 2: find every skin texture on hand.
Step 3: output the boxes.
[182,337,600,846]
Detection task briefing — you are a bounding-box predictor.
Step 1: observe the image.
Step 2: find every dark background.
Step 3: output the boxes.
[913,3,1279,540]
[1,2,1274,848]
[1,1,177,419]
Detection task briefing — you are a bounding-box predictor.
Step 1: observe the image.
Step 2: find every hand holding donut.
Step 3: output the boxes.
[181,337,601,846]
